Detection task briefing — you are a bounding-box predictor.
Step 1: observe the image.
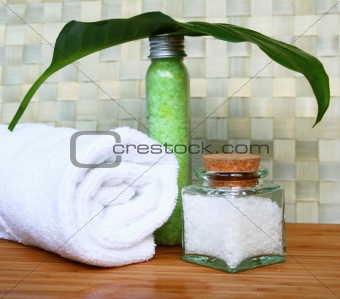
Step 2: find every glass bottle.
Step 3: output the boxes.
[146,35,191,245]
[182,154,286,273]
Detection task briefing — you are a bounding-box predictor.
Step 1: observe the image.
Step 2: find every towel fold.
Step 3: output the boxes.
[0,124,178,267]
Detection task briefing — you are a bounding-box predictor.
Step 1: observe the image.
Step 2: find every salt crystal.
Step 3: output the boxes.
[182,194,284,269]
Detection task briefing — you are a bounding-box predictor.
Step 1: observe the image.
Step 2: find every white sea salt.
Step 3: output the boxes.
[182,194,284,269]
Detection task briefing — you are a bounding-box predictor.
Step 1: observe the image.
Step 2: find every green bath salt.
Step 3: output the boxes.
[146,36,191,246]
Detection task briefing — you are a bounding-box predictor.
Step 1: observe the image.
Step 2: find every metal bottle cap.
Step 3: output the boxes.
[148,35,187,59]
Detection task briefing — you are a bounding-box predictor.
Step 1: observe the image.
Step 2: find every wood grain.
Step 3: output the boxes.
[0,223,339,299]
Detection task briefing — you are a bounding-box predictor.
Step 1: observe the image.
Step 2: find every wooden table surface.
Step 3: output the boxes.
[1,223,340,299]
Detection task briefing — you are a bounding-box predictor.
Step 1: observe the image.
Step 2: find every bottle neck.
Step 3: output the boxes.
[148,35,187,59]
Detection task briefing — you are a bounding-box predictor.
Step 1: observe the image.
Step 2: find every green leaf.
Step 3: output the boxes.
[8,11,329,131]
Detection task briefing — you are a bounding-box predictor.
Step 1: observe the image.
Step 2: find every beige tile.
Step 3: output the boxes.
[205,57,228,78]
[184,0,206,17]
[117,98,141,120]
[190,79,207,97]
[100,47,121,62]
[227,78,251,97]
[228,97,250,117]
[227,42,251,57]
[5,25,25,45]
[78,59,100,82]
[296,202,319,223]
[273,2,294,16]
[206,38,227,57]
[329,77,340,96]
[120,81,140,98]
[296,161,318,181]
[62,2,81,22]
[44,2,62,22]
[57,101,76,121]
[251,118,273,140]
[77,83,98,102]
[273,78,296,97]
[75,121,97,131]
[248,17,273,36]
[76,101,98,120]
[250,0,272,16]
[122,0,142,17]
[120,60,142,80]
[1,102,20,124]
[252,78,273,97]
[57,82,79,101]
[294,37,317,58]
[120,41,141,61]
[320,57,340,77]
[0,25,4,47]
[250,46,273,77]
[273,162,296,180]
[249,97,273,117]
[274,140,295,161]
[316,14,338,36]
[296,181,319,201]
[206,97,228,118]
[98,81,121,100]
[97,119,120,131]
[296,97,317,118]
[296,141,318,160]
[38,102,57,122]
[229,57,250,77]
[206,0,227,17]
[3,85,21,103]
[227,0,251,16]
[206,118,227,140]
[320,182,340,204]
[319,139,340,161]
[295,77,315,97]
[319,204,340,224]
[295,0,316,15]
[163,0,183,17]
[296,118,318,140]
[81,1,102,21]
[274,118,296,139]
[42,23,64,44]
[190,117,206,139]
[23,45,41,65]
[319,162,340,181]
[206,79,227,97]
[227,118,251,138]
[317,119,340,139]
[99,61,120,81]
[186,58,205,78]
[294,16,318,35]
[317,36,339,56]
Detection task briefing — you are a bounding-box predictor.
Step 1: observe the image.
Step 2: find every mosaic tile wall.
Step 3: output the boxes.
[1,0,340,223]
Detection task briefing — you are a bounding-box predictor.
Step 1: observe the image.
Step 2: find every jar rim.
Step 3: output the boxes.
[196,167,269,188]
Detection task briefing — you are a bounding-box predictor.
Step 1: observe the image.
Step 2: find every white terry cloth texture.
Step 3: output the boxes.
[0,124,178,267]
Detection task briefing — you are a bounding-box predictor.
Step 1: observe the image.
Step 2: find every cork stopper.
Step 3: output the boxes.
[202,154,261,187]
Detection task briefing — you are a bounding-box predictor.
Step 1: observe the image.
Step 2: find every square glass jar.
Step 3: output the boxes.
[182,167,286,273]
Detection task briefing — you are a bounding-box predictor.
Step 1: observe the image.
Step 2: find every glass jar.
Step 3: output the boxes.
[146,35,191,246]
[182,154,286,273]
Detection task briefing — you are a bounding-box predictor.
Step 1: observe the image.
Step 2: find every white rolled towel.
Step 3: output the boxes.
[0,124,178,267]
